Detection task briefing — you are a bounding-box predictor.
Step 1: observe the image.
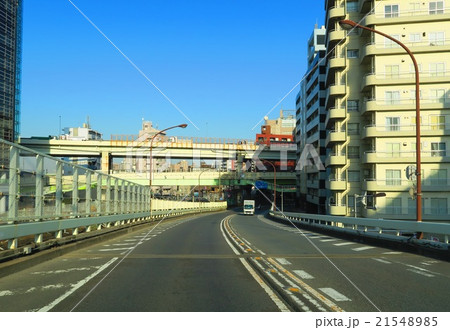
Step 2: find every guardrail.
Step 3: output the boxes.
[269,210,450,253]
[0,138,227,252]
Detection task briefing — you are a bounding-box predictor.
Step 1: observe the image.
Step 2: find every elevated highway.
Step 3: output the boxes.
[20,137,297,173]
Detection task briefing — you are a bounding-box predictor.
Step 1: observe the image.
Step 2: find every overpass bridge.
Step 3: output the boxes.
[20,136,297,174]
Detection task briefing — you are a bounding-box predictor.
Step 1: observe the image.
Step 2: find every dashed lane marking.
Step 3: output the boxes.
[372,258,392,264]
[98,247,133,252]
[319,288,351,302]
[293,270,314,280]
[407,269,435,278]
[275,258,291,265]
[334,242,356,246]
[352,246,376,252]
[320,239,340,242]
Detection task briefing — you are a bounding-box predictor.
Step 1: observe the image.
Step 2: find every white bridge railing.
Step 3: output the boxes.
[0,138,226,252]
[270,211,450,251]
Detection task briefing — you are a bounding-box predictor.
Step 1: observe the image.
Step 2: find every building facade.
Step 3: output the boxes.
[296,26,328,213]
[0,0,22,166]
[324,0,450,221]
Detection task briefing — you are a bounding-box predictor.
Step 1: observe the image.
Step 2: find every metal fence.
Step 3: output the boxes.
[270,210,450,249]
[0,139,227,251]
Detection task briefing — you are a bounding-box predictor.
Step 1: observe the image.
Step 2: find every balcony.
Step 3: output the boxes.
[364,6,450,26]
[328,30,346,45]
[361,39,450,62]
[327,6,345,21]
[325,131,346,147]
[328,204,347,216]
[325,107,346,128]
[362,124,450,139]
[361,71,450,91]
[362,98,450,115]
[363,150,450,164]
[326,179,347,191]
[325,153,346,167]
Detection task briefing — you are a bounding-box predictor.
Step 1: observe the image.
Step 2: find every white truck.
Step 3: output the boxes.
[243,200,255,215]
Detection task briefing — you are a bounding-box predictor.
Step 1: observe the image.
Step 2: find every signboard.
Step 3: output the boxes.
[254,181,268,189]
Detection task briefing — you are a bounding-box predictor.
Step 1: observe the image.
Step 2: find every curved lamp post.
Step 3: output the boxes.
[149,124,187,211]
[339,20,422,231]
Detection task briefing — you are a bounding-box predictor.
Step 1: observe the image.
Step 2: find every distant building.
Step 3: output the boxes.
[0,0,23,166]
[295,25,327,214]
[256,110,296,146]
[61,121,102,141]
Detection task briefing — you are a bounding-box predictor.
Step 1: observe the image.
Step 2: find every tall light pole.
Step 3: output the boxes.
[149,124,187,210]
[339,20,422,231]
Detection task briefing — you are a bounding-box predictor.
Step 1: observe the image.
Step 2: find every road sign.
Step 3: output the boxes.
[254,180,268,189]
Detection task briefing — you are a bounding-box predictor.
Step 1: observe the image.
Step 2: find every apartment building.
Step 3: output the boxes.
[296,26,328,213]
[324,0,450,221]
[0,0,22,166]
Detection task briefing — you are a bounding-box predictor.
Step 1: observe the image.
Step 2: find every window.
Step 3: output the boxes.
[348,170,360,182]
[430,62,445,77]
[430,115,445,130]
[430,198,447,215]
[386,116,400,131]
[385,65,400,78]
[347,49,359,58]
[385,91,400,105]
[348,146,360,159]
[386,169,401,185]
[385,35,401,48]
[386,197,402,214]
[347,100,359,112]
[431,142,446,157]
[348,123,360,135]
[386,143,400,157]
[430,89,446,103]
[385,4,399,17]
[346,1,358,12]
[429,32,445,46]
[409,89,423,100]
[428,169,447,186]
[429,1,444,14]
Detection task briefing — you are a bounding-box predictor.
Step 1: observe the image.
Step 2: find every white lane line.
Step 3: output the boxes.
[112,243,136,246]
[320,239,339,242]
[382,251,402,255]
[407,269,435,278]
[31,267,95,275]
[334,242,356,246]
[352,246,376,252]
[293,270,314,280]
[372,258,392,264]
[37,257,118,312]
[275,258,291,265]
[98,247,133,252]
[0,290,13,297]
[319,288,351,302]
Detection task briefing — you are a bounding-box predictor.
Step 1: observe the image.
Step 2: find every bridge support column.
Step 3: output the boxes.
[101,151,111,174]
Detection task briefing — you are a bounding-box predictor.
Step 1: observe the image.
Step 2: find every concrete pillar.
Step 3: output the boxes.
[101,151,111,174]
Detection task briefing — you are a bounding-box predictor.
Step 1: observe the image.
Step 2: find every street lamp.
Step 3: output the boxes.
[339,20,423,229]
[149,124,187,210]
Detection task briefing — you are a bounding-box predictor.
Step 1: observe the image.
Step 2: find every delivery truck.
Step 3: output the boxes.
[243,200,255,215]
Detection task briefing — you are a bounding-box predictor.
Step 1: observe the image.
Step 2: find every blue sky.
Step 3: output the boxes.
[21,0,325,140]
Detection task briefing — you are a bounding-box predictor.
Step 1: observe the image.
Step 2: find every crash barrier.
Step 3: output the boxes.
[269,210,450,253]
[0,138,227,251]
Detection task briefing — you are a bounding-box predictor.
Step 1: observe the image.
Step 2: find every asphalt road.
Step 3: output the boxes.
[0,210,449,312]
